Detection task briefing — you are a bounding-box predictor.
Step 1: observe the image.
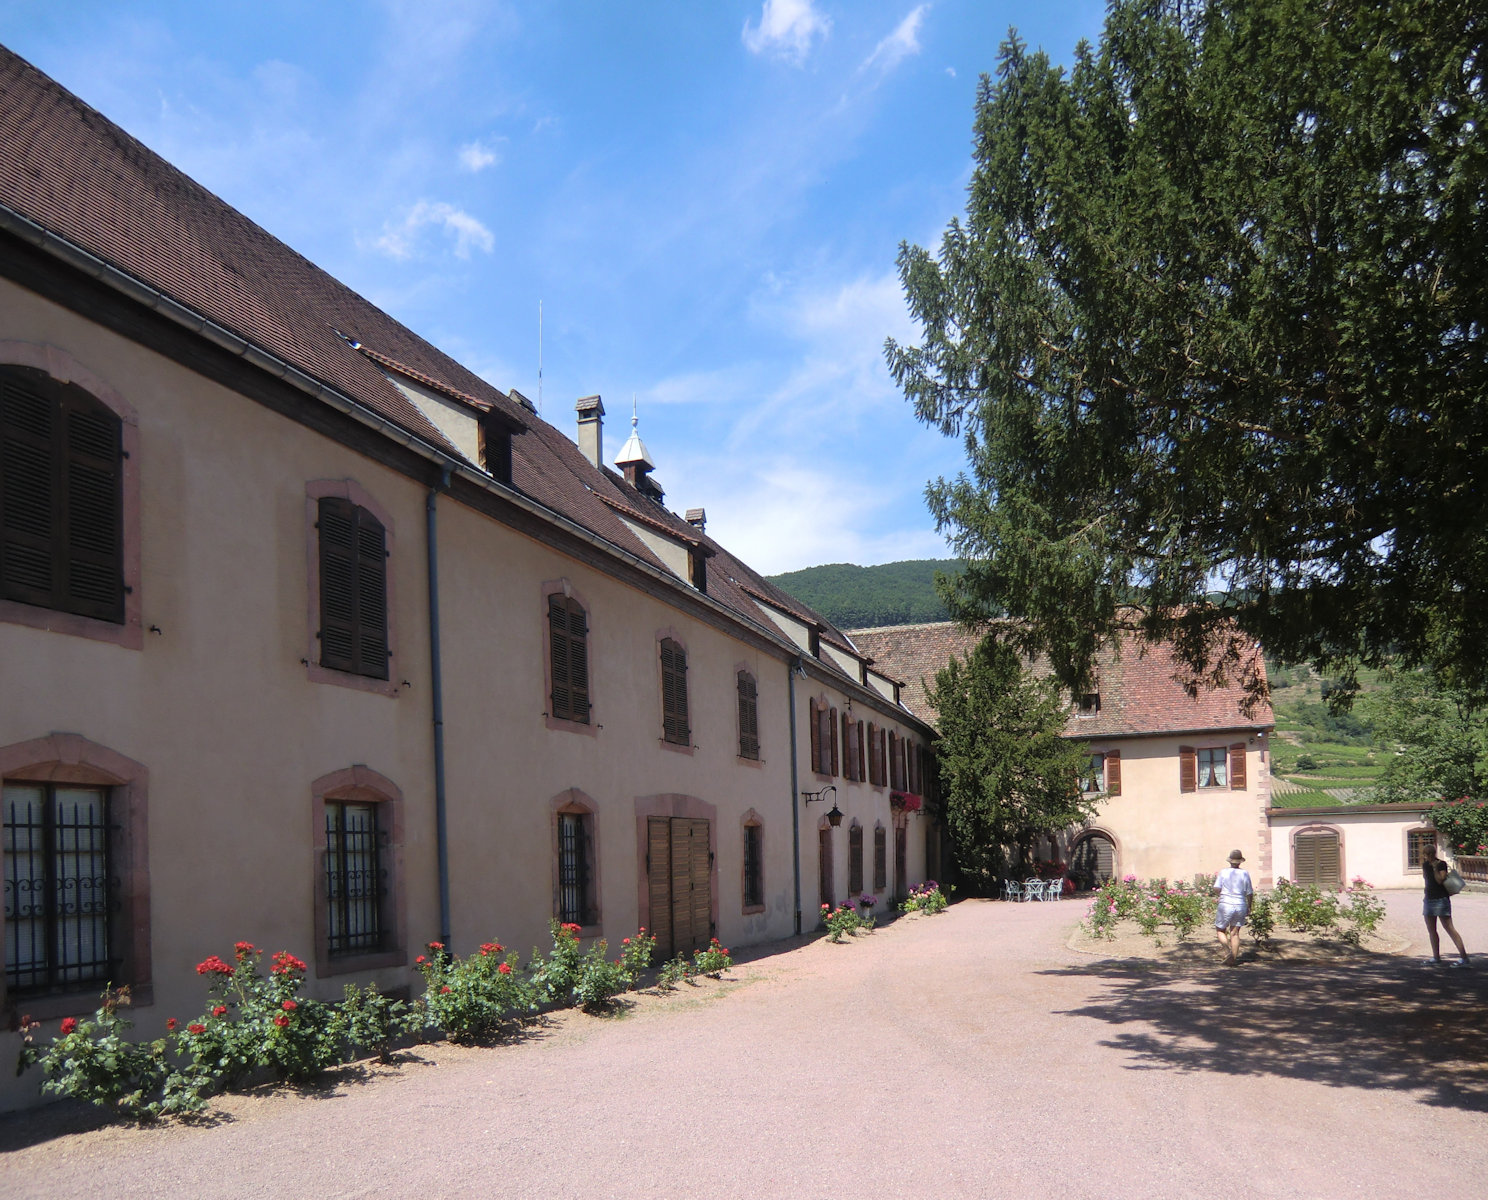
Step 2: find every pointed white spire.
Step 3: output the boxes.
[614,394,654,469]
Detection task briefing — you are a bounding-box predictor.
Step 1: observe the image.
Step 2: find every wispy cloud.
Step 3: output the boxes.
[458,138,503,171]
[741,0,831,65]
[862,5,928,75]
[372,200,495,259]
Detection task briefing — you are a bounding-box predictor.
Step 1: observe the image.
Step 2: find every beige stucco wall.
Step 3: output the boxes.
[1072,731,1273,885]
[1268,809,1436,891]
[0,275,933,1110]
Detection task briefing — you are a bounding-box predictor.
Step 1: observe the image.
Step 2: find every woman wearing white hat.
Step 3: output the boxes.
[1213,849,1254,966]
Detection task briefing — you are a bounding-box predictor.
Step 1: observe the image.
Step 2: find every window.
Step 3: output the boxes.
[324,801,387,957]
[873,825,887,891]
[1180,744,1245,792]
[660,638,690,745]
[317,496,388,679]
[743,821,764,911]
[1076,693,1101,716]
[548,594,590,723]
[849,824,864,895]
[1196,747,1227,788]
[558,811,594,926]
[3,783,114,996]
[737,671,759,760]
[1,365,123,623]
[1080,754,1106,795]
[1407,829,1437,870]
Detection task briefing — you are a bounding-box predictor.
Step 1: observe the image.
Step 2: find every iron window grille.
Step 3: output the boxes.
[743,823,763,908]
[325,801,388,956]
[558,811,591,926]
[1407,829,1437,870]
[3,782,117,995]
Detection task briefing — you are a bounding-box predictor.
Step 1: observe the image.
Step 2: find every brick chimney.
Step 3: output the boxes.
[576,395,604,467]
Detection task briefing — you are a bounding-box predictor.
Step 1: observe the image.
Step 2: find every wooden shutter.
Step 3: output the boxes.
[661,640,689,744]
[849,825,864,894]
[648,817,673,955]
[809,699,822,773]
[1104,749,1121,796]
[1229,743,1247,791]
[548,595,590,723]
[894,824,907,901]
[857,721,866,784]
[686,818,711,950]
[841,711,852,780]
[867,723,879,785]
[738,671,759,759]
[818,827,833,909]
[1179,745,1197,793]
[1294,832,1340,888]
[1,369,122,621]
[829,708,839,777]
[874,826,887,890]
[318,498,388,680]
[880,728,888,785]
[567,602,590,722]
[888,732,898,789]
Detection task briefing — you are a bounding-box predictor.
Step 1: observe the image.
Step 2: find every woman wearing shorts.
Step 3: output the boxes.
[1422,841,1470,967]
[1213,849,1254,966]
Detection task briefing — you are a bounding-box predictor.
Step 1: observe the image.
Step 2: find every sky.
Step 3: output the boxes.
[1,0,1108,575]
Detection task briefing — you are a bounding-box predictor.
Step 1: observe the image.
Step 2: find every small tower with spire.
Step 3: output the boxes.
[614,398,663,502]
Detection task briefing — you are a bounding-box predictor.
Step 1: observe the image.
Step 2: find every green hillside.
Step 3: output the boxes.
[766,559,963,629]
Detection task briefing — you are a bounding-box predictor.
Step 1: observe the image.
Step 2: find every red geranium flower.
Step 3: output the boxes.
[59,1017,77,1035]
[440,985,452,994]
[212,1005,228,1017]
[272,1015,290,1028]
[187,1023,206,1035]
[416,955,427,964]
[271,951,307,975]
[498,962,512,975]
[281,1000,297,1011]
[196,955,234,976]
[234,941,255,958]
[428,941,444,951]
[166,1018,178,1031]
[622,937,631,945]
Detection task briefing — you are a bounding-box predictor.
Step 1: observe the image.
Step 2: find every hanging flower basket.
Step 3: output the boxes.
[890,791,923,813]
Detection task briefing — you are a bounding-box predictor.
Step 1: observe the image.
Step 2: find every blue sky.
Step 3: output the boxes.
[2,0,1107,574]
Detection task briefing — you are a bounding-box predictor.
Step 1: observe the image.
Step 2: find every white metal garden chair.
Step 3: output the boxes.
[1023,877,1043,901]
[1003,879,1022,902]
[1045,878,1064,901]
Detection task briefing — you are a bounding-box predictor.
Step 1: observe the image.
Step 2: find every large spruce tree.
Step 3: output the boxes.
[888,0,1486,704]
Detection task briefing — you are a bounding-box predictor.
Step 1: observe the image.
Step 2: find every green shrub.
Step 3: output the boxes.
[657,955,694,989]
[692,939,733,978]
[1247,895,1275,945]
[618,928,656,986]
[529,921,585,1005]
[821,903,863,942]
[415,940,535,1042]
[1429,797,1488,857]
[332,982,412,1063]
[902,881,948,914]
[572,941,630,1012]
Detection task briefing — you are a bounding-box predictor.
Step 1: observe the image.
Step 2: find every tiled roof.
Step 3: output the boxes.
[847,622,1273,738]
[0,47,887,705]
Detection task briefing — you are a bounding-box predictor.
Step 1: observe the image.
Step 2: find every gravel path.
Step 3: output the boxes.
[2,891,1485,1199]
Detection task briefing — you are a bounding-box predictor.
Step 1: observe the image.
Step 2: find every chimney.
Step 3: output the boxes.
[684,508,706,531]
[576,395,604,467]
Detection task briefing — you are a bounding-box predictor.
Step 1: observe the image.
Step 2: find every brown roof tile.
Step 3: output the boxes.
[847,622,1273,738]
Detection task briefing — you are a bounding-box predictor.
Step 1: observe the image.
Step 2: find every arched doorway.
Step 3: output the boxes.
[1070,832,1117,891]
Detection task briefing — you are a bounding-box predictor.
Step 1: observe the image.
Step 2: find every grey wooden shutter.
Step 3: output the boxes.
[737,671,759,759]
[1179,746,1197,793]
[1229,742,1247,790]
[1105,749,1121,795]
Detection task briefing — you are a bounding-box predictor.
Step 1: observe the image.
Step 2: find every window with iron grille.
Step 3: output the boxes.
[1,367,124,623]
[548,594,590,723]
[558,811,593,925]
[317,496,388,680]
[3,782,116,996]
[324,801,387,957]
[1407,829,1437,870]
[737,671,759,759]
[660,639,690,745]
[874,826,887,891]
[743,822,764,909]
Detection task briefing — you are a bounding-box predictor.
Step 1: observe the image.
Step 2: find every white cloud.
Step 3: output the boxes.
[862,5,928,75]
[458,138,503,171]
[742,0,831,65]
[372,200,495,259]
[945,66,956,78]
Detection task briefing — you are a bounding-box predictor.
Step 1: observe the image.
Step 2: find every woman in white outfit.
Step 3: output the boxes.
[1213,849,1254,966]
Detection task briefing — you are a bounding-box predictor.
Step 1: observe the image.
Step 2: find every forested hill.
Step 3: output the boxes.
[766,560,963,629]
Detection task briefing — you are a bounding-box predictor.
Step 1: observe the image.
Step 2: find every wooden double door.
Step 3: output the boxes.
[647,816,713,958]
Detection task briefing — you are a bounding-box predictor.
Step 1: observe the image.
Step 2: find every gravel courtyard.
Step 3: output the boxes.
[2,891,1485,1199]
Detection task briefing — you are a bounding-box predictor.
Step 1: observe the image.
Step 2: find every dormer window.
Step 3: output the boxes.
[480,413,513,484]
[1077,692,1101,716]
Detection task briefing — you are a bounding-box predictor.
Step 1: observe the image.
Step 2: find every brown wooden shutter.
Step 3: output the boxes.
[318,497,358,673]
[1229,742,1247,791]
[1,369,122,622]
[819,827,833,909]
[874,826,887,890]
[888,731,898,789]
[548,596,590,723]
[857,721,866,783]
[738,671,759,759]
[1105,749,1121,796]
[849,824,864,894]
[829,707,839,777]
[548,595,572,720]
[841,711,852,780]
[648,817,673,954]
[809,699,821,773]
[567,603,590,722]
[880,728,888,785]
[867,723,879,785]
[661,640,689,744]
[1179,745,1197,793]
